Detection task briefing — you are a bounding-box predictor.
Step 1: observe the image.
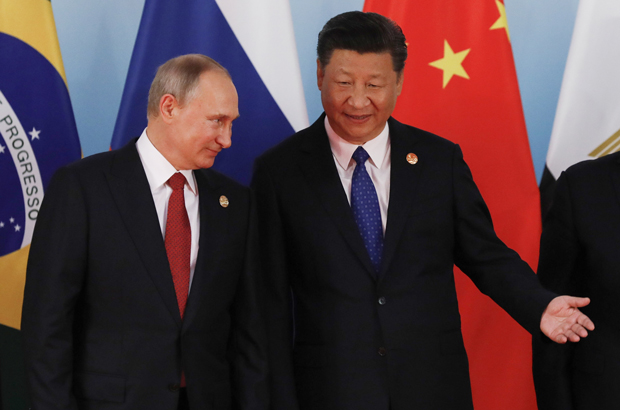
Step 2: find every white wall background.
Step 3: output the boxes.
[51,0,580,182]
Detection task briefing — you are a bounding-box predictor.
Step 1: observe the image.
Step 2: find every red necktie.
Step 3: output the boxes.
[165,173,191,320]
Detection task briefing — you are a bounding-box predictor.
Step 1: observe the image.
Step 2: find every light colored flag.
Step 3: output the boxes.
[542,0,620,209]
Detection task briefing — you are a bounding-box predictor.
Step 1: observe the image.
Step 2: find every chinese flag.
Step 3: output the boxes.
[363,1,541,409]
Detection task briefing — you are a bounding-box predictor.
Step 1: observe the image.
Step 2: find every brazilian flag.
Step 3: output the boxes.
[0,0,81,407]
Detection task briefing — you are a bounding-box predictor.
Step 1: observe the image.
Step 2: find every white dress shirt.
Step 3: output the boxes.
[325,117,391,233]
[136,129,200,289]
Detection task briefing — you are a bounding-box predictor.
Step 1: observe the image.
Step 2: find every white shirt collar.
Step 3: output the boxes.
[136,128,197,195]
[325,116,390,171]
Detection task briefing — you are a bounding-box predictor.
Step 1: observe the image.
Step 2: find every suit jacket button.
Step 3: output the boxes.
[168,383,181,392]
[378,297,386,305]
[378,347,387,356]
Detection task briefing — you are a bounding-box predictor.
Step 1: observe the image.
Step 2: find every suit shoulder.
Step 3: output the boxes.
[389,117,457,149]
[253,127,316,179]
[60,137,140,174]
[197,168,250,195]
[564,151,620,180]
[388,118,460,165]
[71,150,117,169]
[257,128,308,161]
[50,150,119,184]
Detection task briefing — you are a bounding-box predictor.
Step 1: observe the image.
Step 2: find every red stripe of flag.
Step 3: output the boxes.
[363,1,541,409]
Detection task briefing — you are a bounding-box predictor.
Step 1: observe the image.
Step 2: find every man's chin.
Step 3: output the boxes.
[342,128,380,144]
[196,157,216,169]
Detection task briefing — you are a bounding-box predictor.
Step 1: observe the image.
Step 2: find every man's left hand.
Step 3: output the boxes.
[540,295,595,344]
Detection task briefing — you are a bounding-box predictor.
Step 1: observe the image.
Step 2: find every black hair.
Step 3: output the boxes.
[317,11,407,74]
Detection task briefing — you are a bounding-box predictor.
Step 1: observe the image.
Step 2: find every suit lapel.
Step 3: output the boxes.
[610,156,620,210]
[380,118,426,281]
[183,169,228,326]
[107,140,183,328]
[299,116,377,278]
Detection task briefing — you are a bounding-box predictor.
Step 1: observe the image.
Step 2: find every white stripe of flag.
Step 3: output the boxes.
[215,0,309,132]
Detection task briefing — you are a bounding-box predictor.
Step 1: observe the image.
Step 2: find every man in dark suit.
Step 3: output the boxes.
[22,54,268,410]
[534,152,620,410]
[252,11,594,410]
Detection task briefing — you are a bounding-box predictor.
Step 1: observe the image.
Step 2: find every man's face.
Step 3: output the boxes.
[165,70,239,170]
[317,49,403,145]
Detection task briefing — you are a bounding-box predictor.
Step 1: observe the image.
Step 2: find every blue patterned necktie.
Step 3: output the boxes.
[351,146,383,275]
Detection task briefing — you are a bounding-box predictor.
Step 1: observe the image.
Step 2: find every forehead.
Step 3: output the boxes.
[326,49,395,76]
[195,70,235,93]
[189,70,238,108]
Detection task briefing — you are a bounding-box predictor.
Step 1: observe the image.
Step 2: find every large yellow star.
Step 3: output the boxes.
[429,40,471,89]
[490,0,510,43]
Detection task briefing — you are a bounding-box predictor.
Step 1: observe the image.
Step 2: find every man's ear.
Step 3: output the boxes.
[159,94,178,124]
[317,59,325,91]
[396,72,404,96]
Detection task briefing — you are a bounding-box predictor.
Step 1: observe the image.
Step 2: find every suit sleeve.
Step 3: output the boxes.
[251,158,300,410]
[230,192,270,410]
[533,172,579,410]
[21,166,87,410]
[450,144,556,335]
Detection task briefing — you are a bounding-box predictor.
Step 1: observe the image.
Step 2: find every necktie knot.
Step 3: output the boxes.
[352,146,370,166]
[167,173,186,191]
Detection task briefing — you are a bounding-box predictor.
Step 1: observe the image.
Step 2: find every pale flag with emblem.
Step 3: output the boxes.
[540,0,620,213]
[0,0,81,330]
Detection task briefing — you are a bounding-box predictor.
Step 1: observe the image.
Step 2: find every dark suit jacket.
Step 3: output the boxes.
[252,115,555,410]
[534,152,620,410]
[22,140,268,410]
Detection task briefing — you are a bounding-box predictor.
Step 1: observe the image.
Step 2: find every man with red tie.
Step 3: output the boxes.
[22,54,268,410]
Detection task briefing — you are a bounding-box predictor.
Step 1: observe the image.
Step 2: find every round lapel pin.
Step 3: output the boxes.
[406,153,418,165]
[219,195,229,208]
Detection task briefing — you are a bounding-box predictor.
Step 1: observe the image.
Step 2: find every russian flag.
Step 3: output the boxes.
[112,0,309,185]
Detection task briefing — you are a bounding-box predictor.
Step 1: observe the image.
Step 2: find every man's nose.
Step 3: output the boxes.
[348,85,371,109]
[217,125,232,149]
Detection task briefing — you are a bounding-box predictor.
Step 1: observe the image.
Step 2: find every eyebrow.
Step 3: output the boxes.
[210,113,240,120]
[338,68,384,79]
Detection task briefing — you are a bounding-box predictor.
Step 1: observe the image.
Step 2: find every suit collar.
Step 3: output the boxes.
[299,114,378,278]
[182,169,229,327]
[610,154,620,210]
[380,118,426,280]
[324,116,391,171]
[108,141,235,329]
[299,115,429,280]
[108,139,184,328]
[136,132,197,195]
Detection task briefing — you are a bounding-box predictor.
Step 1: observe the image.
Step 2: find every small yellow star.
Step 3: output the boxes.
[429,40,471,89]
[490,0,510,43]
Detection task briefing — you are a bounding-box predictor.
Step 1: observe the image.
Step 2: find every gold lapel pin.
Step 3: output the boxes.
[406,153,418,165]
[219,195,229,208]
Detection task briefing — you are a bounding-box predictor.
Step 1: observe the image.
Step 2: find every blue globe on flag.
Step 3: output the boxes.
[0,13,81,329]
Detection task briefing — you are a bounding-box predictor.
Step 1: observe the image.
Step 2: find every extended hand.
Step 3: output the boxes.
[540,296,595,344]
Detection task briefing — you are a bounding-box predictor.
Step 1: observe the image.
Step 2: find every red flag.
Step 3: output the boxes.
[363,1,541,409]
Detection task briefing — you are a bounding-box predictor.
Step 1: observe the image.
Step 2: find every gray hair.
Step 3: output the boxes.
[147,54,230,118]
